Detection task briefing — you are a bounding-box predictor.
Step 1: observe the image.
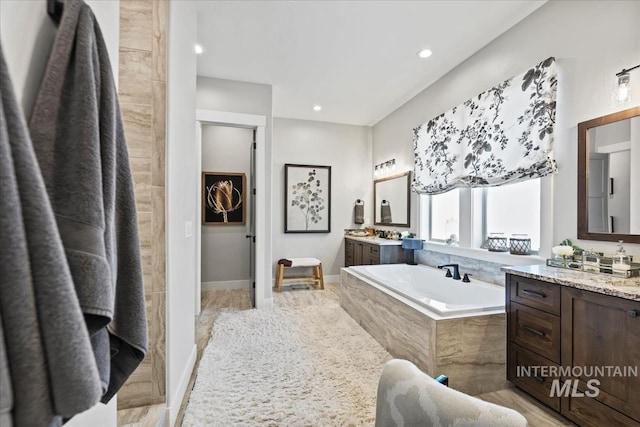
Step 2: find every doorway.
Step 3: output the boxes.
[195,109,270,313]
[200,125,256,306]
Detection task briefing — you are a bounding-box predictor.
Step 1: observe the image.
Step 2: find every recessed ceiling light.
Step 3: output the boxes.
[313,105,322,111]
[195,44,204,55]
[417,49,432,59]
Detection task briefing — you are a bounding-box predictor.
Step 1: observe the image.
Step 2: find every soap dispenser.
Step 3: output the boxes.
[612,240,631,275]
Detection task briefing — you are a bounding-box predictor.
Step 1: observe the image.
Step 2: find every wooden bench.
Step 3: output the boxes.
[275,258,325,292]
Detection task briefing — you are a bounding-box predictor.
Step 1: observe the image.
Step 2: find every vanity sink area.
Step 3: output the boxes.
[344,235,408,266]
[503,264,640,426]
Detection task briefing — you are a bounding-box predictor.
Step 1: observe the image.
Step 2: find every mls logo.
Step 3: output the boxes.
[550,379,600,398]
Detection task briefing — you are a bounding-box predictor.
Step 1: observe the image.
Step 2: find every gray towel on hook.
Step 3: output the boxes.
[1,43,101,426]
[354,203,364,224]
[381,203,392,223]
[29,0,147,402]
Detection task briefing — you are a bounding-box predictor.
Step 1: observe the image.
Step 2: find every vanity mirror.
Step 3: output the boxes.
[374,171,411,227]
[578,106,640,243]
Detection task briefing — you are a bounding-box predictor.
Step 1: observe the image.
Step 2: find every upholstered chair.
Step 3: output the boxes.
[375,359,528,427]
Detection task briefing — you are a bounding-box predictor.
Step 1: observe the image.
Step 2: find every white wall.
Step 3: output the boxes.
[631,117,640,234]
[273,118,372,276]
[166,1,198,426]
[201,125,253,286]
[1,0,119,114]
[1,0,120,425]
[196,76,273,300]
[372,0,640,257]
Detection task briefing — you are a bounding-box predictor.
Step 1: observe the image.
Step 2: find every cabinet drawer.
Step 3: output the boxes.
[562,393,639,427]
[510,302,560,363]
[510,275,560,315]
[509,344,561,412]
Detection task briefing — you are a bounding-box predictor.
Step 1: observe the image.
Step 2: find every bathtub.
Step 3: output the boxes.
[347,264,504,317]
[340,263,508,395]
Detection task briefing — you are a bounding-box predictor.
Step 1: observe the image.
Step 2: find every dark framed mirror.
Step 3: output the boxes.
[374,171,411,227]
[578,106,640,243]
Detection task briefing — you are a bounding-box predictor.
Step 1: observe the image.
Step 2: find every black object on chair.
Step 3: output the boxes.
[435,374,449,387]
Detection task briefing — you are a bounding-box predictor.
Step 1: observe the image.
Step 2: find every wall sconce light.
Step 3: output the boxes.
[374,158,396,177]
[615,64,639,103]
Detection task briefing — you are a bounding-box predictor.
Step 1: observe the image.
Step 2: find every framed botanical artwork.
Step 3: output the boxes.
[284,164,331,233]
[202,172,246,225]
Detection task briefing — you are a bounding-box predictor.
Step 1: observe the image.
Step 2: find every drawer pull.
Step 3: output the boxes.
[534,376,546,383]
[522,289,546,298]
[523,326,545,337]
[628,310,638,318]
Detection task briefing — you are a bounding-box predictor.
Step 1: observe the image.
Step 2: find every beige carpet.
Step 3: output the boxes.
[182,298,392,426]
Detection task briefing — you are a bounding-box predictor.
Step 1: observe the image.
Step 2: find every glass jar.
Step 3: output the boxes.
[509,234,531,255]
[487,233,508,252]
[582,249,601,273]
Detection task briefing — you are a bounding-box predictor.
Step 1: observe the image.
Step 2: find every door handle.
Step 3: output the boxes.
[628,310,638,318]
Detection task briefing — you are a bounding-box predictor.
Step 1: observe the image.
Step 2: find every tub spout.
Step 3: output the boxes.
[437,264,461,280]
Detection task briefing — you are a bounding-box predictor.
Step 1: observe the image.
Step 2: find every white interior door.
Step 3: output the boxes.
[588,152,610,233]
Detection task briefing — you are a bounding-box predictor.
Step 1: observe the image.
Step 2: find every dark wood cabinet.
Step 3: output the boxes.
[506,273,640,426]
[344,238,406,267]
[561,286,640,426]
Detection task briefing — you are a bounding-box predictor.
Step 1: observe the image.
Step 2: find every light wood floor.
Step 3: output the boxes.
[120,283,575,427]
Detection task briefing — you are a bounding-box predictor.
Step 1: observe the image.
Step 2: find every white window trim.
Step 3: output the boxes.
[418,175,553,264]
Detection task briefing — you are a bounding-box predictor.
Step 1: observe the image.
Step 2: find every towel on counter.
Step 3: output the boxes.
[29,0,147,402]
[354,202,364,224]
[0,44,101,426]
[381,203,392,224]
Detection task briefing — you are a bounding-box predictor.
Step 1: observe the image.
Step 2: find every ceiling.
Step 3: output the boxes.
[196,1,546,126]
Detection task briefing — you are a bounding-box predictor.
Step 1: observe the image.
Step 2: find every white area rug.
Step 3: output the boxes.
[182,299,392,426]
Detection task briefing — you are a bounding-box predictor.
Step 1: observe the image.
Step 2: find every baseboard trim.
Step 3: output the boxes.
[270,274,339,288]
[168,344,197,427]
[324,274,340,283]
[201,280,251,291]
[157,407,168,427]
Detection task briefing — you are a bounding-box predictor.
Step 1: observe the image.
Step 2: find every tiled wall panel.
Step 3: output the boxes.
[118,0,167,409]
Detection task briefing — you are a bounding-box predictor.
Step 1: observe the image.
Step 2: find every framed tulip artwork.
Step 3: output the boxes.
[202,172,246,225]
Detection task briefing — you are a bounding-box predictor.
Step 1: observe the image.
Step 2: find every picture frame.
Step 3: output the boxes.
[202,172,246,225]
[284,164,331,233]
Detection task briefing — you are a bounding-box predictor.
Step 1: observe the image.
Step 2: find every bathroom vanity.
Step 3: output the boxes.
[344,236,407,267]
[504,265,640,426]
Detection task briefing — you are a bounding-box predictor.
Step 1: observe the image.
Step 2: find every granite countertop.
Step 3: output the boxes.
[344,235,404,246]
[502,264,640,301]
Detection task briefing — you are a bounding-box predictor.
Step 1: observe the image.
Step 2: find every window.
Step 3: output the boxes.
[423,179,541,252]
[429,189,459,242]
[485,179,540,250]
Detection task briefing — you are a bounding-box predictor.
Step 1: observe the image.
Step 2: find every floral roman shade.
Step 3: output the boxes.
[413,57,558,195]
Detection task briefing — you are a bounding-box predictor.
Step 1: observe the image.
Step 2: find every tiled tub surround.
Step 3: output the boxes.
[348,264,504,316]
[339,267,509,395]
[502,264,640,300]
[414,248,545,286]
